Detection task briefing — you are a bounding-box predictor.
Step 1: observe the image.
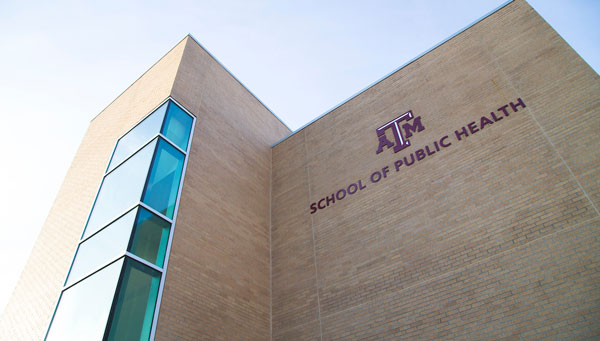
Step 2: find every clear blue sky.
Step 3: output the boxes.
[0,0,598,314]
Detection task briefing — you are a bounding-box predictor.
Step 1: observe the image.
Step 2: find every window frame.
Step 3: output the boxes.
[45,97,196,341]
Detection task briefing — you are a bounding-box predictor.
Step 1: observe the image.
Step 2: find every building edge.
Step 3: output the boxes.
[270,0,519,147]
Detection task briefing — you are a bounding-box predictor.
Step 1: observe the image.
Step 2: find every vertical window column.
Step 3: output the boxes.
[46,99,195,341]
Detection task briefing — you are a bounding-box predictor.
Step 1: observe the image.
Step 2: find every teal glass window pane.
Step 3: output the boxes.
[129,206,171,267]
[67,208,138,286]
[106,258,161,341]
[84,139,157,239]
[46,258,124,341]
[142,139,185,218]
[161,101,193,151]
[107,102,167,172]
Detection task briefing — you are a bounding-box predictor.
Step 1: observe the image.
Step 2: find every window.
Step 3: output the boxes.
[84,140,157,239]
[107,102,168,173]
[161,101,193,151]
[105,258,162,340]
[67,208,137,286]
[142,139,185,219]
[46,259,124,341]
[129,206,171,268]
[46,99,195,340]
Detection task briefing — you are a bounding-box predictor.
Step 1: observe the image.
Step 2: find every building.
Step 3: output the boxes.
[1,0,598,339]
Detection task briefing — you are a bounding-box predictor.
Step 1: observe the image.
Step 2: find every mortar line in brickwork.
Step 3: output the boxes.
[269,148,274,340]
[474,20,600,218]
[307,215,600,325]
[304,132,324,340]
[521,109,599,216]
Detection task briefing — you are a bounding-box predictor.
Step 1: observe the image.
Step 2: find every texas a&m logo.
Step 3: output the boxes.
[375,111,425,154]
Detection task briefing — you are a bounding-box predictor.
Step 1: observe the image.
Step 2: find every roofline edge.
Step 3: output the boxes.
[185,34,293,132]
[271,0,515,147]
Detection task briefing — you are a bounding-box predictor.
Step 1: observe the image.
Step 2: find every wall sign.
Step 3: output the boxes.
[309,98,526,214]
[376,111,425,154]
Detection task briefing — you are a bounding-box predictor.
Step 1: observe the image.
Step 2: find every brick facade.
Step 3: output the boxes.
[271,0,599,338]
[1,0,598,339]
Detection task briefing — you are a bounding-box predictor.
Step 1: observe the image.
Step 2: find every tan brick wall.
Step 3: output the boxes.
[3,0,599,339]
[0,38,187,340]
[271,0,599,339]
[154,37,290,340]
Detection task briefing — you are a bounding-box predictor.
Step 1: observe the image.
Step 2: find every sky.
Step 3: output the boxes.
[0,0,598,315]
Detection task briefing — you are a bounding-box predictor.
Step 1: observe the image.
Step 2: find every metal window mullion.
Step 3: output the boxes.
[168,97,196,119]
[124,252,163,273]
[158,133,187,155]
[102,255,129,341]
[114,98,172,144]
[106,97,195,174]
[78,205,139,244]
[139,140,162,217]
[104,135,162,177]
[158,101,170,137]
[46,97,194,341]
[138,202,173,224]
[62,254,127,291]
[106,98,173,172]
[105,101,192,176]
[82,137,158,243]
[148,106,196,341]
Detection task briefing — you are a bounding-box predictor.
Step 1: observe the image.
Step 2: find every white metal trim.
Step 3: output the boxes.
[104,98,172,173]
[158,133,187,155]
[105,135,160,176]
[62,255,127,291]
[270,0,515,147]
[105,96,194,174]
[168,96,197,118]
[125,252,164,273]
[148,101,196,341]
[138,202,173,224]
[104,132,186,180]
[79,205,139,244]
[46,97,196,340]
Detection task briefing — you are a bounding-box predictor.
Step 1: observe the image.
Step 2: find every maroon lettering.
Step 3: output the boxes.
[325,193,335,206]
[317,198,326,209]
[370,171,382,183]
[510,97,526,112]
[382,166,390,178]
[347,183,358,194]
[490,111,503,122]
[468,121,479,134]
[358,180,367,190]
[376,134,394,154]
[455,127,469,141]
[480,115,493,130]
[498,104,510,117]
[394,159,403,171]
[402,116,425,138]
[440,135,451,147]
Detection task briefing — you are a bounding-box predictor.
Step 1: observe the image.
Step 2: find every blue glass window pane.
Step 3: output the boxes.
[46,258,124,341]
[161,102,194,150]
[66,208,138,286]
[142,139,185,218]
[129,207,171,268]
[84,139,157,238]
[161,101,193,151]
[106,259,161,341]
[107,102,167,172]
